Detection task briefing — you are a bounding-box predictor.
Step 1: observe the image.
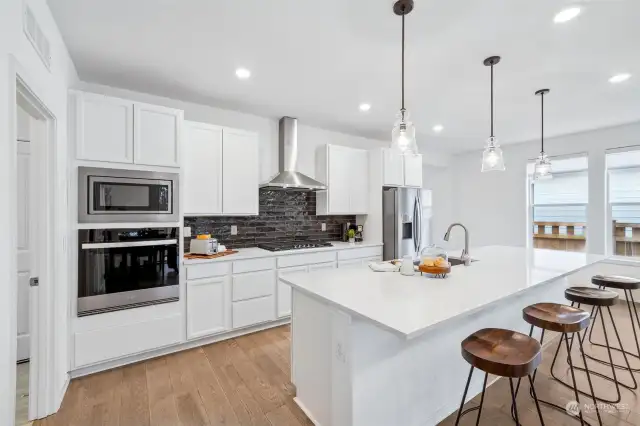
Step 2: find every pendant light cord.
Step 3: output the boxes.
[540,91,545,153]
[401,13,405,114]
[490,63,494,138]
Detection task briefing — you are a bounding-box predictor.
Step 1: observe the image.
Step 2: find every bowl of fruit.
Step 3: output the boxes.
[418,245,451,278]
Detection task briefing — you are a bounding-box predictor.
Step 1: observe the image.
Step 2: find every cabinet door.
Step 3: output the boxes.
[133,103,182,167]
[382,148,404,186]
[223,129,259,215]
[349,149,369,213]
[308,261,337,272]
[278,266,308,318]
[187,277,229,339]
[404,154,423,188]
[328,145,351,213]
[338,259,364,269]
[75,93,133,163]
[183,122,223,215]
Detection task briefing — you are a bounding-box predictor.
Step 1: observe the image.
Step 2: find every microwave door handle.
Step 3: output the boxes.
[81,239,178,249]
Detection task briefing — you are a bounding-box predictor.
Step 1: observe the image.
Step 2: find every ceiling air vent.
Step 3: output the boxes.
[23,4,52,71]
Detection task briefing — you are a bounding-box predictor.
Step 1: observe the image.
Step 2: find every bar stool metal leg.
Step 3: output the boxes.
[587,287,640,373]
[455,366,474,426]
[509,378,520,426]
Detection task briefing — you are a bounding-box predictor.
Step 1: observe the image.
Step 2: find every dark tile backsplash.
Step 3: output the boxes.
[184,190,355,250]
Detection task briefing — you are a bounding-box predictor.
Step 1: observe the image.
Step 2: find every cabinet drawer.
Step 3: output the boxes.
[308,261,337,272]
[338,246,382,261]
[278,251,337,268]
[186,262,230,280]
[232,296,275,329]
[232,270,275,301]
[233,257,275,274]
[74,314,181,367]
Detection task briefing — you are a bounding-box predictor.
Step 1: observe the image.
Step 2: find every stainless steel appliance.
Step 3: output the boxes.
[78,227,179,316]
[382,187,423,261]
[78,167,179,223]
[258,240,333,251]
[260,117,327,191]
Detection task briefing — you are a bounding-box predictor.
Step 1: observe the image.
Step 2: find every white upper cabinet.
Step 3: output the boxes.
[133,103,182,167]
[222,128,259,215]
[382,149,404,186]
[403,154,423,188]
[75,92,134,164]
[73,91,182,168]
[316,144,369,215]
[381,148,423,188]
[183,121,223,215]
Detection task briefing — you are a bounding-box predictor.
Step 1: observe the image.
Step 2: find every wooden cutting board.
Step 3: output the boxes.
[184,250,238,260]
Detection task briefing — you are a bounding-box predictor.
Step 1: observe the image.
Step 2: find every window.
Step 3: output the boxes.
[607,148,640,256]
[528,155,588,252]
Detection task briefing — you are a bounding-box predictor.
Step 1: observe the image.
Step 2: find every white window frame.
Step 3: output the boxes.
[526,154,589,251]
[605,146,640,256]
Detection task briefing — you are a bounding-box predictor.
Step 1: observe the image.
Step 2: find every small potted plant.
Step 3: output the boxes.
[347,229,356,244]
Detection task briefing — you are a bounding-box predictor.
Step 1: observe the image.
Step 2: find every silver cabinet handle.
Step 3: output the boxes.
[81,239,178,249]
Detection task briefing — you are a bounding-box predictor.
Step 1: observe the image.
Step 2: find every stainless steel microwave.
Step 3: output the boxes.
[78,167,179,223]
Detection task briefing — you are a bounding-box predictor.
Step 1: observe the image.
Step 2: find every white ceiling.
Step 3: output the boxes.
[48,0,640,154]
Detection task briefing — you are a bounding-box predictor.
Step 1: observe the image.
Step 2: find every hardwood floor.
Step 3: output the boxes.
[35,304,639,426]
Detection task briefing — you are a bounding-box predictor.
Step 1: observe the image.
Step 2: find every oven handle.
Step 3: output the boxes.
[81,239,178,249]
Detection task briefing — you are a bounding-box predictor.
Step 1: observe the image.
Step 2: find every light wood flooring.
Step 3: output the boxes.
[35,304,640,426]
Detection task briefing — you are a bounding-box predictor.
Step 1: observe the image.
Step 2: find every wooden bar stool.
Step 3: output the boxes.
[517,303,602,426]
[589,275,640,372]
[562,286,637,403]
[454,328,545,426]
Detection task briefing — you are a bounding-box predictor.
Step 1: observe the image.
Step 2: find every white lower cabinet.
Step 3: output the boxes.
[187,276,229,340]
[278,265,308,318]
[338,259,364,269]
[232,296,275,329]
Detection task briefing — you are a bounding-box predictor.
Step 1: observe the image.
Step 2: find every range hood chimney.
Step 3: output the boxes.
[260,117,327,191]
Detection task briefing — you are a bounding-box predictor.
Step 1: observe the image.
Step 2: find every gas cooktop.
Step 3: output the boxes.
[258,241,333,252]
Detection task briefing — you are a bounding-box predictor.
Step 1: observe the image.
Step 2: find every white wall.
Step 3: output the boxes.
[0,0,78,423]
[422,164,454,248]
[449,122,640,254]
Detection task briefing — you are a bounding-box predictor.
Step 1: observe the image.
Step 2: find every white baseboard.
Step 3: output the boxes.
[70,318,290,378]
[55,374,70,412]
[293,397,323,426]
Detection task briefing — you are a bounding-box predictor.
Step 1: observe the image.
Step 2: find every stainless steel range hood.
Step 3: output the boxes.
[260,117,327,191]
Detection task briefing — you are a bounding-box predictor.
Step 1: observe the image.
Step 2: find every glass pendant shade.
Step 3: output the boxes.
[481,136,505,172]
[391,110,418,154]
[533,152,553,180]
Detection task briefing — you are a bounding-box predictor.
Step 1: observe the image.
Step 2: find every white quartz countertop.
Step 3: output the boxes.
[280,246,607,340]
[183,241,382,264]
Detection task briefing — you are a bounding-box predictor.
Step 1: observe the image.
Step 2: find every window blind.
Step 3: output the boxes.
[609,168,640,203]
[533,171,589,205]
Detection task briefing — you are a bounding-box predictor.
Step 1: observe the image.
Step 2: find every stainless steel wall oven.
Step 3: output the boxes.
[78,227,179,316]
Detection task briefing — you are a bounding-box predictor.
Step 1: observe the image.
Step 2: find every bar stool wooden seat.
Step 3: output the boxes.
[454,328,545,425]
[517,303,601,426]
[563,286,637,404]
[590,275,640,373]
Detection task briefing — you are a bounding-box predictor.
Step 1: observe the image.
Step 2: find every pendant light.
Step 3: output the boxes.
[391,0,418,155]
[481,56,505,172]
[533,89,552,180]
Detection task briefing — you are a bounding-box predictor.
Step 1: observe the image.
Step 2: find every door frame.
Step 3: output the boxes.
[5,55,60,425]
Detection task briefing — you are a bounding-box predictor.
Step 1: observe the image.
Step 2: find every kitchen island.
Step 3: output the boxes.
[279,246,607,426]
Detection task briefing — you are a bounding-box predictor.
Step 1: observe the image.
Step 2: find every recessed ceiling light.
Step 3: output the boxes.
[359,103,371,112]
[235,68,251,79]
[609,73,631,84]
[554,7,581,23]
[433,125,444,133]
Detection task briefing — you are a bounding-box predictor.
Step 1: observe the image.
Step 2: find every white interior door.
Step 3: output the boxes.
[16,129,31,362]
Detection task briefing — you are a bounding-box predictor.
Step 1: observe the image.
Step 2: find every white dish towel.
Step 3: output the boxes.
[368,261,399,272]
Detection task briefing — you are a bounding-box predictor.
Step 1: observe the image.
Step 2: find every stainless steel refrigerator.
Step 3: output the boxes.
[382,187,424,261]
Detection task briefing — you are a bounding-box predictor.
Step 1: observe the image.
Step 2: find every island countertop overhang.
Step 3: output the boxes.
[280,245,607,340]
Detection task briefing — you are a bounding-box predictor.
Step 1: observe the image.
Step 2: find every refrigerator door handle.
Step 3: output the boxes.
[413,195,420,254]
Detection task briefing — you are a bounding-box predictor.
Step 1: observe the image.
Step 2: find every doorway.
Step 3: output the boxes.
[15,105,36,425]
[7,61,60,426]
